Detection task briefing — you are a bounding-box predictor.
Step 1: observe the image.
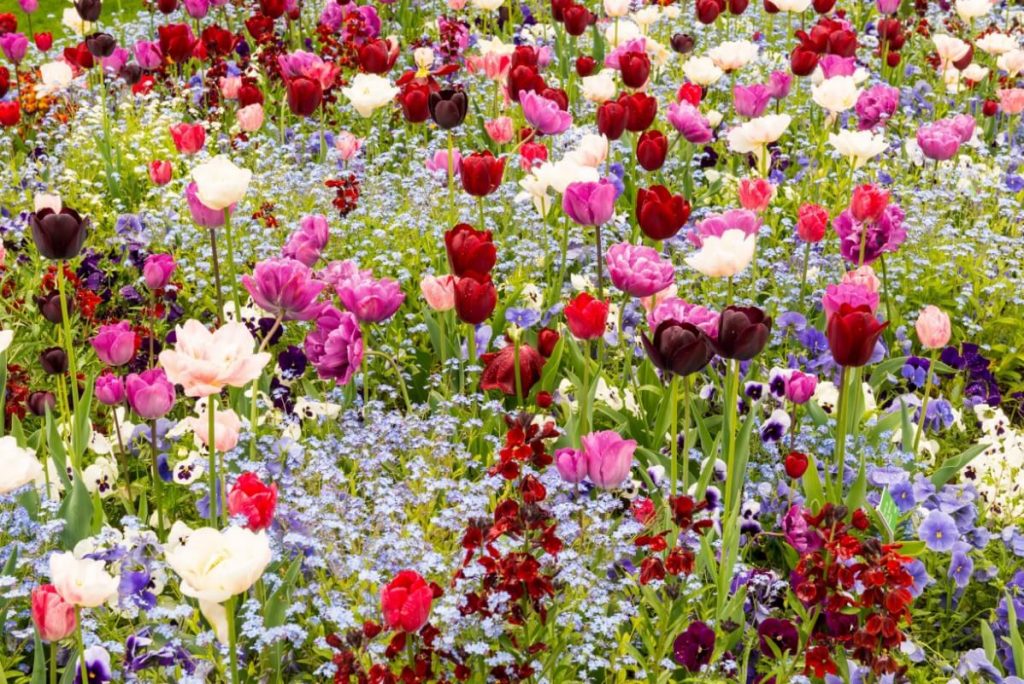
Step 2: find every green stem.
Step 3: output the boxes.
[579,339,590,441]
[209,228,224,326]
[151,420,164,536]
[222,209,242,317]
[363,350,411,412]
[681,375,693,491]
[832,365,851,499]
[207,393,218,526]
[49,641,56,684]
[56,264,79,407]
[226,596,239,684]
[249,315,284,460]
[594,223,604,300]
[913,349,939,456]
[723,359,740,514]
[513,341,523,406]
[74,607,85,683]
[668,375,679,496]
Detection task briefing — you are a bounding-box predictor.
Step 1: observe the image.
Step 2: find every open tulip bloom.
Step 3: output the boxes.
[1,0,1023,682]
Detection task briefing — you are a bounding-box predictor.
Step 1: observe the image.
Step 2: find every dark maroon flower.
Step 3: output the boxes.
[480,343,545,396]
[29,208,88,260]
[758,618,799,657]
[428,88,468,129]
[673,621,715,671]
[715,306,772,361]
[641,321,715,377]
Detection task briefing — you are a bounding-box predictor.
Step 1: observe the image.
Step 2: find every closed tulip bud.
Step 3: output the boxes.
[286,76,322,117]
[169,122,205,155]
[31,585,76,642]
[29,208,88,260]
[358,38,396,74]
[444,223,496,276]
[0,101,20,127]
[641,320,716,377]
[380,570,433,633]
[39,347,68,375]
[564,292,609,340]
[454,272,497,325]
[74,0,102,22]
[696,0,722,24]
[716,306,772,360]
[85,32,116,58]
[915,305,951,349]
[620,92,658,132]
[480,343,545,396]
[596,101,626,140]
[35,290,74,324]
[428,88,468,129]
[784,451,808,478]
[790,47,818,76]
[459,151,505,197]
[849,184,889,223]
[636,130,668,171]
[563,4,592,36]
[555,447,587,483]
[729,0,749,13]
[795,203,828,242]
[575,55,596,77]
[671,34,695,54]
[148,160,172,186]
[28,391,56,416]
[537,327,560,357]
[826,304,887,367]
[34,32,53,51]
[619,50,651,89]
[125,368,176,419]
[636,185,691,241]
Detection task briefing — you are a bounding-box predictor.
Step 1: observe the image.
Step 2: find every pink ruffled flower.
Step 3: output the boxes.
[426,149,461,175]
[605,242,675,298]
[282,214,330,267]
[666,101,713,144]
[822,282,879,319]
[158,320,270,398]
[242,257,326,321]
[647,297,720,340]
[520,90,572,136]
[337,273,405,323]
[304,305,364,385]
[688,209,761,248]
[841,265,880,293]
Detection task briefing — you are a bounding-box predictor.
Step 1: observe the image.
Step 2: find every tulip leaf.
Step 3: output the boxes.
[930,442,988,488]
[45,410,71,491]
[867,409,903,443]
[805,399,829,426]
[801,454,825,511]
[981,621,1001,673]
[845,458,867,513]
[72,373,95,463]
[59,472,94,550]
[900,399,915,454]
[1006,590,1024,678]
[538,336,565,394]
[591,21,605,66]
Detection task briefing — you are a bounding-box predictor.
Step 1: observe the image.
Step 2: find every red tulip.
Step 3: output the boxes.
[826,304,888,367]
[813,0,836,12]
[148,160,172,186]
[507,64,545,102]
[157,23,196,64]
[636,185,691,241]
[619,91,657,132]
[0,101,19,127]
[238,82,264,107]
[380,570,433,633]
[729,0,750,14]
[399,82,431,123]
[677,82,702,106]
[34,32,53,51]
[227,471,278,530]
[31,585,76,642]
[169,122,205,155]
[790,47,818,76]
[454,272,497,325]
[520,141,548,170]
[696,0,722,24]
[564,292,608,340]
[563,4,592,36]
[849,184,889,224]
[286,76,322,117]
[259,0,286,18]
[201,25,237,59]
[596,101,626,140]
[445,223,496,277]
[537,327,560,357]
[795,203,828,243]
[575,55,596,77]
[619,50,650,89]
[358,37,398,74]
[636,130,668,171]
[480,343,545,396]
[784,451,809,478]
[459,151,505,197]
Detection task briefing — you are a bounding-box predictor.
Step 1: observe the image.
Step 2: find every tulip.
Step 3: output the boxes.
[479,342,545,396]
[916,121,960,161]
[336,272,404,324]
[143,253,176,290]
[189,406,243,452]
[236,103,264,132]
[35,290,74,324]
[39,347,68,375]
[94,373,125,406]
[35,32,53,52]
[286,76,323,117]
[521,90,572,136]
[191,156,252,212]
[169,122,206,155]
[459,152,505,197]
[358,37,397,74]
[28,392,56,416]
[334,132,362,161]
[733,83,771,118]
[0,436,43,495]
[605,243,675,298]
[641,321,716,377]
[428,88,468,129]
[31,585,76,642]
[619,50,651,89]
[125,368,176,418]
[685,229,755,278]
[784,370,817,404]
[795,203,828,242]
[445,223,496,276]
[563,5,592,36]
[0,101,20,127]
[636,130,668,171]
[564,293,609,340]
[420,274,456,311]
[620,92,658,132]
[716,306,772,361]
[227,472,278,530]
[29,208,89,260]
[148,160,172,186]
[484,116,515,144]
[186,182,228,228]
[849,184,889,223]
[596,101,626,140]
[667,102,713,144]
[915,305,951,349]
[242,258,326,321]
[826,303,887,367]
[0,33,28,64]
[341,73,400,118]
[784,451,809,478]
[563,179,616,226]
[49,552,119,607]
[159,320,270,397]
[636,185,691,241]
[380,570,433,633]
[582,430,636,489]
[304,306,364,385]
[454,273,497,325]
[90,321,138,367]
[555,447,588,483]
[84,32,115,59]
[737,178,774,212]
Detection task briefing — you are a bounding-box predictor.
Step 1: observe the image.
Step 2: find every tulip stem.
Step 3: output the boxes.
[594,223,604,300]
[226,596,239,684]
[151,420,164,537]
[74,607,85,684]
[579,339,590,442]
[722,359,740,515]
[223,209,242,318]
[832,365,851,499]
[49,641,56,684]
[681,375,693,492]
[447,131,455,223]
[551,211,571,309]
[249,315,284,459]
[669,374,679,496]
[797,241,811,310]
[208,393,218,526]
[913,349,939,457]
[56,263,79,408]
[209,229,225,326]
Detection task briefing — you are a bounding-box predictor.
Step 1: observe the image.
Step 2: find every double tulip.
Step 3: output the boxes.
[380,570,434,633]
[564,292,609,340]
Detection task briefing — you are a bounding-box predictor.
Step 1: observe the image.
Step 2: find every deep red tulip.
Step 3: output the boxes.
[677,82,702,106]
[563,4,592,36]
[245,14,276,42]
[480,343,545,396]
[201,25,237,58]
[596,101,626,140]
[459,151,505,197]
[507,64,545,102]
[790,47,819,76]
[619,91,657,132]
[551,0,571,21]
[158,23,196,64]
[619,50,650,89]
[445,223,496,277]
[227,472,278,530]
[813,0,836,12]
[827,29,857,57]
[34,32,53,51]
[826,304,888,367]
[541,87,569,111]
[399,82,431,123]
[952,44,973,71]
[169,122,205,155]
[636,185,690,241]
[454,272,497,325]
[380,570,433,633]
[286,76,322,117]
[510,45,539,69]
[564,292,608,341]
[729,0,750,14]
[238,82,264,107]
[537,327,560,357]
[696,0,722,24]
[0,101,19,127]
[636,130,668,171]
[259,0,286,18]
[359,37,398,74]
[157,0,178,13]
[520,141,548,170]
[575,55,596,77]
[63,43,93,70]
[641,320,715,377]
[982,99,998,117]
[784,451,809,478]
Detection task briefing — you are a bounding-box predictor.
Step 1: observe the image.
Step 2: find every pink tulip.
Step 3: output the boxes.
[148,160,172,186]
[125,368,176,419]
[169,122,206,155]
[158,320,270,398]
[189,406,243,452]
[242,257,326,321]
[484,116,514,144]
[219,76,242,99]
[555,448,588,484]
[784,370,818,405]
[822,282,879,320]
[282,214,330,267]
[737,178,774,212]
[582,430,637,489]
[915,305,951,349]
[337,274,405,323]
[237,103,264,132]
[605,242,675,298]
[90,321,138,367]
[419,274,456,311]
[335,132,362,161]
[840,265,880,293]
[520,90,572,136]
[426,149,461,175]
[998,88,1024,116]
[31,585,76,642]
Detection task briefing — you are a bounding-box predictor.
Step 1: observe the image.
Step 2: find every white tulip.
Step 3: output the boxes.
[976,32,1018,56]
[604,0,631,17]
[685,229,756,278]
[933,34,971,70]
[682,56,724,86]
[0,436,42,495]
[773,0,812,10]
[191,156,252,212]
[998,49,1024,77]
[34,193,62,214]
[955,0,992,21]
[828,130,889,169]
[580,70,617,103]
[726,114,792,156]
[0,329,12,355]
[707,41,759,72]
[341,73,400,118]
[165,526,271,604]
[566,134,609,168]
[37,62,74,97]
[49,552,119,607]
[812,76,861,114]
[471,0,504,9]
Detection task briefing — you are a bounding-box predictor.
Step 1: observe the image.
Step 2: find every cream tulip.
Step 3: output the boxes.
[342,73,400,118]
[685,229,756,278]
[191,156,252,212]
[0,436,42,495]
[49,552,119,608]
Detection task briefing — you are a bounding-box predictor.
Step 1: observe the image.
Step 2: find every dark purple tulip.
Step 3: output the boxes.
[39,347,68,375]
[641,320,715,377]
[85,32,117,58]
[428,88,468,130]
[29,208,89,261]
[715,306,772,361]
[28,391,56,416]
[35,291,75,325]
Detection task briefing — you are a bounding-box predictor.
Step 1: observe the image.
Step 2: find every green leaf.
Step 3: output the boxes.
[72,374,95,462]
[930,442,988,487]
[845,459,867,513]
[59,473,95,550]
[801,454,825,510]
[894,540,927,556]
[867,407,903,443]
[32,630,46,684]
[538,337,566,394]
[900,399,914,454]
[981,621,1001,675]
[1006,590,1024,678]
[46,411,71,490]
